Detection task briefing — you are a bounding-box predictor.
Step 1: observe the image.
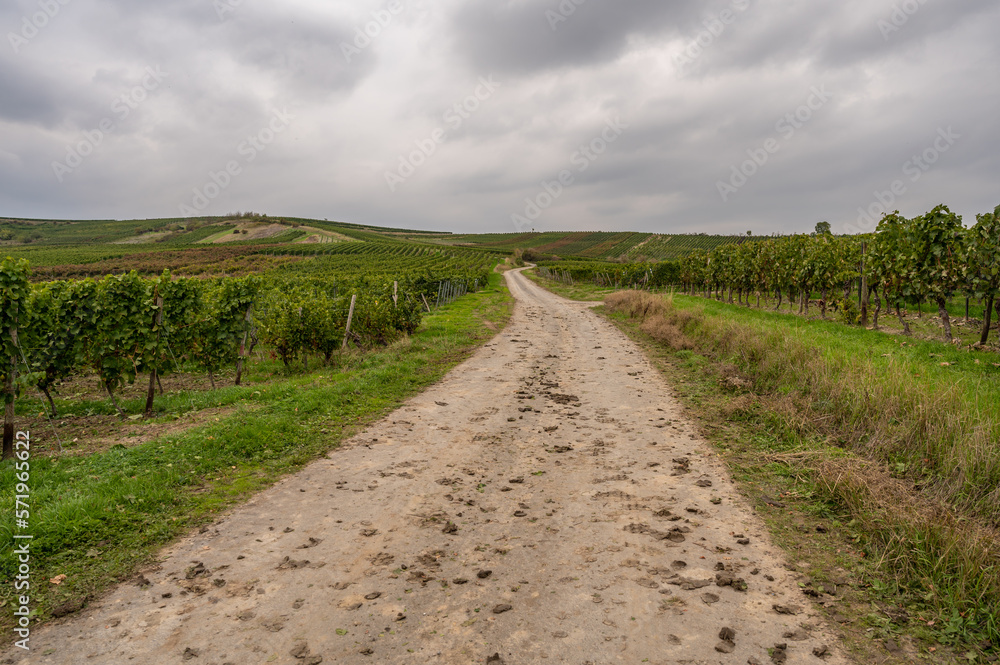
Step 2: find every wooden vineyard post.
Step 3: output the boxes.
[145,293,164,418]
[3,321,16,460]
[860,241,869,327]
[422,295,431,313]
[393,281,398,307]
[981,295,995,346]
[235,303,254,386]
[342,294,357,351]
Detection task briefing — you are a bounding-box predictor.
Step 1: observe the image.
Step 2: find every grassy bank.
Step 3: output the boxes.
[685,287,998,349]
[0,273,513,635]
[598,288,1000,659]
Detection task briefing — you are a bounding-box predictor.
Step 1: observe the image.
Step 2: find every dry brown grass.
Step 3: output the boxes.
[639,317,694,350]
[641,296,1000,525]
[606,289,1000,641]
[607,290,1000,520]
[607,291,693,350]
[605,290,669,320]
[814,456,1000,614]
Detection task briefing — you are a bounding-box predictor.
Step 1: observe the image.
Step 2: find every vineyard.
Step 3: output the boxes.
[11,199,987,452]
[672,205,1000,346]
[1,207,998,658]
[0,243,498,459]
[17,240,498,280]
[619,233,761,261]
[0,214,438,247]
[532,205,1000,349]
[0,212,510,462]
[424,230,753,260]
[536,260,680,290]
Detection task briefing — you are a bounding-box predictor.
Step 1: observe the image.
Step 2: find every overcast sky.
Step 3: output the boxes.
[1,0,998,235]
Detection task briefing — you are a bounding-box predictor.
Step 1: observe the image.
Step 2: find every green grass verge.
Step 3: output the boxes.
[0,273,513,637]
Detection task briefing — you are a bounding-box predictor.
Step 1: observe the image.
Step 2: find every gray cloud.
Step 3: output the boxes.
[221,9,373,100]
[0,0,997,236]
[0,57,66,127]
[449,0,704,74]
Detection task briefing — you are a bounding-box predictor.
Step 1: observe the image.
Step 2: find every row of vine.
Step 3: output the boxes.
[676,205,999,342]
[0,257,493,457]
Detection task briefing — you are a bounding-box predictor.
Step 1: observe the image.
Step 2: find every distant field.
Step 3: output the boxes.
[1,215,754,264]
[409,230,756,260]
[0,214,446,249]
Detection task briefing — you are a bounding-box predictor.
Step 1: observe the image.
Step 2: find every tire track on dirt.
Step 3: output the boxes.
[8,269,848,665]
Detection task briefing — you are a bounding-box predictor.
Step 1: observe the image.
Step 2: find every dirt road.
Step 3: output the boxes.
[10,270,848,665]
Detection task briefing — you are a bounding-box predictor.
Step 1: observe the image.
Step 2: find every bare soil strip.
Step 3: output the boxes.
[9,269,848,664]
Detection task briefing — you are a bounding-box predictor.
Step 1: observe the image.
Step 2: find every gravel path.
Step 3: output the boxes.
[9,269,848,665]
